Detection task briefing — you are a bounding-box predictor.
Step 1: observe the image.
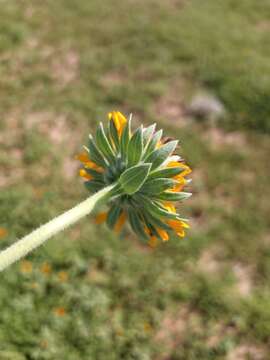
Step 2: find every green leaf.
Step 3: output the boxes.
[142,211,172,232]
[140,178,177,195]
[127,126,143,166]
[148,166,184,179]
[88,135,108,167]
[145,140,178,171]
[127,208,148,239]
[96,123,115,162]
[142,129,163,159]
[109,118,120,152]
[84,180,104,193]
[154,191,192,202]
[142,221,160,238]
[85,168,104,182]
[106,204,122,229]
[119,163,151,195]
[143,123,156,146]
[120,115,131,159]
[135,194,179,220]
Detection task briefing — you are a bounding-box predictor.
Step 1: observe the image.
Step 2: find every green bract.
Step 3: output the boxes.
[79,112,192,244]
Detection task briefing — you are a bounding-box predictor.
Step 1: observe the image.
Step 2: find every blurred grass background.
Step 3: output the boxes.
[0,1,270,359]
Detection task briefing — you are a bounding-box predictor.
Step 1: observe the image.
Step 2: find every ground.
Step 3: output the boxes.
[0,1,270,359]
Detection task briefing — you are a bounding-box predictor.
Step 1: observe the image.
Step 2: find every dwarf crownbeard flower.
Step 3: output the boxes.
[0,110,192,271]
[77,111,192,246]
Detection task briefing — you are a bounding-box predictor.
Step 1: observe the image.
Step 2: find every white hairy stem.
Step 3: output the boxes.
[0,185,114,272]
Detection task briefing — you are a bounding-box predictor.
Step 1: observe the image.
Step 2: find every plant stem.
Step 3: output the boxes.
[0,184,114,272]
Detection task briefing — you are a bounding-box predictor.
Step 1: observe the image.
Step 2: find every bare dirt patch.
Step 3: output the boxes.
[203,127,247,151]
[197,247,221,274]
[227,344,266,360]
[100,71,126,88]
[62,157,79,180]
[0,111,22,146]
[25,111,83,181]
[206,321,236,348]
[232,263,253,297]
[153,81,189,127]
[155,305,202,359]
[25,111,81,149]
[51,50,79,86]
[256,20,270,32]
[0,168,24,188]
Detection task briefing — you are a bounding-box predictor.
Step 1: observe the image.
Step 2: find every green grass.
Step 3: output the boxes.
[1,1,270,359]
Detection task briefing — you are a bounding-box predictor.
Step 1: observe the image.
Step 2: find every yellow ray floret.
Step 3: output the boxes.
[94,211,126,233]
[148,236,158,248]
[167,161,192,176]
[76,152,104,173]
[114,211,127,233]
[156,140,163,149]
[167,219,190,238]
[172,176,187,192]
[79,169,93,181]
[76,152,89,163]
[84,161,104,173]
[156,228,169,241]
[166,160,191,192]
[108,111,127,137]
[95,212,108,224]
[163,202,176,213]
[145,225,169,244]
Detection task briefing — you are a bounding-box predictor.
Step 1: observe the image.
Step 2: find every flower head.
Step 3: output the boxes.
[77,111,192,246]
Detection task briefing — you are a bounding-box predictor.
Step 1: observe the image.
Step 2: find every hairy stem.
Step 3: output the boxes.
[0,185,114,272]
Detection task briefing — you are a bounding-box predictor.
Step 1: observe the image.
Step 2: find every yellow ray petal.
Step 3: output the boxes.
[166,161,183,168]
[76,153,104,173]
[167,219,190,233]
[156,140,163,149]
[162,202,176,213]
[157,228,169,241]
[114,211,127,233]
[148,236,158,248]
[95,212,108,224]
[108,111,127,137]
[84,161,104,173]
[79,169,93,180]
[171,177,186,192]
[177,230,185,238]
[167,161,192,177]
[76,152,90,163]
[178,163,192,176]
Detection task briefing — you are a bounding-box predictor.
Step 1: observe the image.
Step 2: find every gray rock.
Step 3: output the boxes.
[187,93,226,120]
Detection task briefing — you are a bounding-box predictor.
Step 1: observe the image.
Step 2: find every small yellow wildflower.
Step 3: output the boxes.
[143,322,153,333]
[53,307,66,317]
[58,271,69,282]
[77,110,192,246]
[0,227,7,239]
[20,260,33,273]
[30,282,39,289]
[40,340,48,349]
[40,262,52,275]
